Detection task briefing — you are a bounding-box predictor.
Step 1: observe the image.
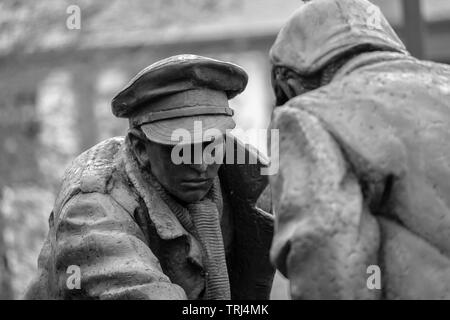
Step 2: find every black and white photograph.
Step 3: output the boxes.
[0,0,450,310]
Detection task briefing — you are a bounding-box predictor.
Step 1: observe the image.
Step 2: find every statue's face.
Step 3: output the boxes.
[271,66,321,106]
[146,139,224,203]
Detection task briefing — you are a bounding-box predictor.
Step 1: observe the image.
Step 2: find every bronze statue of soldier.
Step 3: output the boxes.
[269,0,450,299]
[25,55,274,300]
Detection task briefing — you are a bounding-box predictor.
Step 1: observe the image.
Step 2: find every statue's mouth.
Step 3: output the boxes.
[181,178,211,188]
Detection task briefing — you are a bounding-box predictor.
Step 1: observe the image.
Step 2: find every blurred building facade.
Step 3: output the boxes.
[0,0,449,299]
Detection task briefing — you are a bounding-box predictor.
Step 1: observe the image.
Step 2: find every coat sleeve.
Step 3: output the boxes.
[52,192,187,300]
[270,106,381,299]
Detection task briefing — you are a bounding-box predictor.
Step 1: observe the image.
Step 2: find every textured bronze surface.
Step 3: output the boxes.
[270,0,450,299]
[25,135,274,299]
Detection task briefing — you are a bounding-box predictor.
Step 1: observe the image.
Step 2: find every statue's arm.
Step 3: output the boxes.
[53,192,187,299]
[270,106,381,299]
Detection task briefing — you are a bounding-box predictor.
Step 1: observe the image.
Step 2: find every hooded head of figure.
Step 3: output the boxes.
[270,0,409,106]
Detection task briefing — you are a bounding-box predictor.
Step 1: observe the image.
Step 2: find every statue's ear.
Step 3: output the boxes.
[127,128,150,168]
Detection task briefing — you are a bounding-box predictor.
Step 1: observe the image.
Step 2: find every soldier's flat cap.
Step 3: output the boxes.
[112,54,248,145]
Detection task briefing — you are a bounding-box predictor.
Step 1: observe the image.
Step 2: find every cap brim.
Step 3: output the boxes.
[141,115,236,145]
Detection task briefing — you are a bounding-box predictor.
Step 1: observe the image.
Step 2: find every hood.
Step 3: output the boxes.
[270,0,409,75]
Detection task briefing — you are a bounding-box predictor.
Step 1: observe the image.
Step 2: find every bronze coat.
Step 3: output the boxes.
[25,136,274,300]
[271,51,450,299]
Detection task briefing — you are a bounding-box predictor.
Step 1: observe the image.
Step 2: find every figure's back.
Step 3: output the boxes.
[283,52,450,298]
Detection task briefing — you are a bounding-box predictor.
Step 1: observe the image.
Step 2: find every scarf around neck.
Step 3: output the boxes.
[146,169,231,300]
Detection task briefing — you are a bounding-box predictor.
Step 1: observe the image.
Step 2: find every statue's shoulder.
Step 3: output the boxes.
[54,137,126,213]
[285,53,450,112]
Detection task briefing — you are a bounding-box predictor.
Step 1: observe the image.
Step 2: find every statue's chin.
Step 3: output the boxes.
[170,188,210,204]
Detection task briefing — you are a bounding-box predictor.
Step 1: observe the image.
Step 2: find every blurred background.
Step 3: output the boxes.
[0,0,449,299]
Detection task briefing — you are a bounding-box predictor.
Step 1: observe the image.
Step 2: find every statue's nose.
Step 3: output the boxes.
[190,162,208,173]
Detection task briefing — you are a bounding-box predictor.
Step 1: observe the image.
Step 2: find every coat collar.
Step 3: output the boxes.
[333,51,411,81]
